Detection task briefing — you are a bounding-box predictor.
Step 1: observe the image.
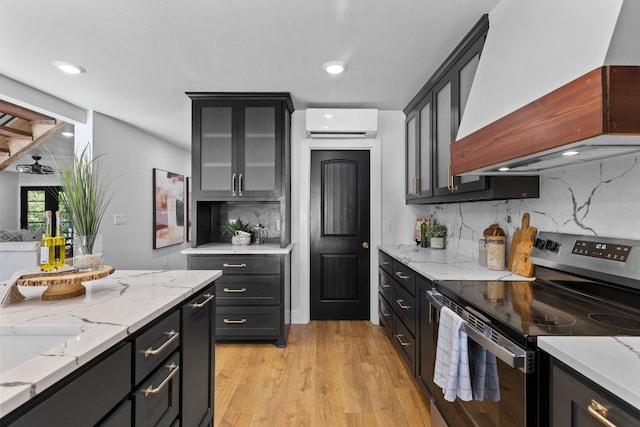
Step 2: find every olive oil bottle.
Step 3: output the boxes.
[53,210,66,269]
[40,210,55,271]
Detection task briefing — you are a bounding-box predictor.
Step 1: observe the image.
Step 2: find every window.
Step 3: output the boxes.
[20,186,72,252]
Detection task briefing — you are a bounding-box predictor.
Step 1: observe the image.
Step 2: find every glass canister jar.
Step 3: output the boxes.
[486,236,505,270]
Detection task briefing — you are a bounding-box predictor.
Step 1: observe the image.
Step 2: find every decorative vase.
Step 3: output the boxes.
[430,237,445,249]
[74,234,104,271]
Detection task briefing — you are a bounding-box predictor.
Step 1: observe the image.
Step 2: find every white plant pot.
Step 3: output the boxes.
[430,237,445,249]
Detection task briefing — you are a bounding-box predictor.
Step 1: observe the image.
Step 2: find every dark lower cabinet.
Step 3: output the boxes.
[550,359,640,426]
[188,253,291,347]
[1,281,216,427]
[5,342,131,427]
[133,351,180,427]
[181,288,216,427]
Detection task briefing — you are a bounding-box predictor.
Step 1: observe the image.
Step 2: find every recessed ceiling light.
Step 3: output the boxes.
[562,150,579,156]
[323,61,347,75]
[53,61,86,75]
[61,131,74,137]
[498,167,510,172]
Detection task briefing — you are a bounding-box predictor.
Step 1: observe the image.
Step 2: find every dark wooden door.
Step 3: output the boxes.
[310,150,370,320]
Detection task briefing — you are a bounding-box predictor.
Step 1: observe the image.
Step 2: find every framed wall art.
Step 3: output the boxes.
[153,168,185,249]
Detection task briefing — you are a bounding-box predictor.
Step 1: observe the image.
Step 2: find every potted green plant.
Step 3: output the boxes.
[428,222,447,249]
[54,144,114,270]
[222,219,251,245]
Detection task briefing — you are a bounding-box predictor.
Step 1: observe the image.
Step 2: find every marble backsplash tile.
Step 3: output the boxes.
[421,154,640,259]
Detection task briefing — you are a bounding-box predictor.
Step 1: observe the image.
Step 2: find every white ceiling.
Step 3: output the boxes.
[1,0,499,150]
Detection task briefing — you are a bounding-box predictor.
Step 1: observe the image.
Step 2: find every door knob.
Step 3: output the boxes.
[362,242,369,249]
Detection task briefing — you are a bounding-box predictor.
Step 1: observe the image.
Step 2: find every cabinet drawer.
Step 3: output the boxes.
[133,351,180,427]
[378,251,393,274]
[100,400,132,427]
[393,280,416,335]
[392,260,416,295]
[216,306,280,338]
[378,293,393,338]
[378,269,393,303]
[216,275,281,306]
[188,255,281,275]
[393,316,416,374]
[134,311,180,385]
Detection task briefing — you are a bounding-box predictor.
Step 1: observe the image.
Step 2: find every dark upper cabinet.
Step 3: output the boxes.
[405,15,539,204]
[188,93,293,201]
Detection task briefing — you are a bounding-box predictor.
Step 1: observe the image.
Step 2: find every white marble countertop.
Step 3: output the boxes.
[378,244,534,281]
[538,336,640,410]
[0,269,222,417]
[181,242,293,255]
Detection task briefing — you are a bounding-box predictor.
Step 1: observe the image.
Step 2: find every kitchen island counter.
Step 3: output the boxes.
[539,336,640,411]
[0,269,221,417]
[379,244,533,281]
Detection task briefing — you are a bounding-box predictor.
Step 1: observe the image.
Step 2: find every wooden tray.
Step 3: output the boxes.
[17,266,115,301]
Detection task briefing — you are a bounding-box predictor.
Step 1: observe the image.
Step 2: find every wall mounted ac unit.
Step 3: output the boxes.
[306,108,378,138]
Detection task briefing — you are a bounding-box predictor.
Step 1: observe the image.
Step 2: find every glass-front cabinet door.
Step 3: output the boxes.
[434,80,453,194]
[200,106,234,192]
[193,99,283,199]
[405,112,418,199]
[241,106,278,195]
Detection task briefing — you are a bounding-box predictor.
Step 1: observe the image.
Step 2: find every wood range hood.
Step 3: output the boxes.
[0,99,65,171]
[451,66,640,175]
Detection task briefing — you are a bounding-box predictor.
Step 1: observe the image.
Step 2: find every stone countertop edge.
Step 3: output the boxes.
[378,244,534,282]
[538,336,640,411]
[0,269,222,418]
[181,242,294,255]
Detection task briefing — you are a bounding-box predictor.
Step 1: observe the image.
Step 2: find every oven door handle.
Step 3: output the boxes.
[464,324,529,371]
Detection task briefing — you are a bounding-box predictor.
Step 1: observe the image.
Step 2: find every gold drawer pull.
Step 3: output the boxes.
[395,334,411,347]
[588,399,617,427]
[395,271,410,280]
[144,363,180,397]
[396,299,411,310]
[380,310,391,317]
[223,287,247,293]
[223,263,247,268]
[224,318,247,324]
[380,261,391,265]
[191,293,214,309]
[380,282,391,289]
[144,330,179,358]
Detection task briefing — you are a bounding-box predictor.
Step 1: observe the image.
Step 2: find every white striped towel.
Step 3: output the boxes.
[471,342,501,401]
[433,306,472,402]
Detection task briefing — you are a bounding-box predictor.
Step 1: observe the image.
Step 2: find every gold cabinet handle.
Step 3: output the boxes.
[380,309,392,318]
[588,399,617,427]
[191,293,214,309]
[144,362,180,397]
[395,334,411,347]
[144,330,179,358]
[380,281,391,289]
[448,166,458,192]
[395,271,410,280]
[380,261,391,266]
[395,299,411,310]
[232,173,237,195]
[238,173,243,196]
[223,318,247,324]
[223,263,247,268]
[223,287,247,293]
[362,242,369,249]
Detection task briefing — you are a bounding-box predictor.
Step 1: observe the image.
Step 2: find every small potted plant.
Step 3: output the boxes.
[222,219,251,245]
[428,222,447,249]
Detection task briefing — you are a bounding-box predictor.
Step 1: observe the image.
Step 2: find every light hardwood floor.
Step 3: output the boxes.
[214,321,431,426]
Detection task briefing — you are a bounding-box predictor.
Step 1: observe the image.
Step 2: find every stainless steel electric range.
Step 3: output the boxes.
[423,232,640,427]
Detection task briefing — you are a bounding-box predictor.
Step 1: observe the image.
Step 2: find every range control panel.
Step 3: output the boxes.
[572,240,632,263]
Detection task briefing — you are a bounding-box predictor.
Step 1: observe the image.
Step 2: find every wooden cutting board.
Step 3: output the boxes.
[508,213,537,277]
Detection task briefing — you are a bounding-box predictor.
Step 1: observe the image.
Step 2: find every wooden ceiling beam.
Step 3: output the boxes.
[0,125,31,138]
[0,121,65,171]
[0,99,55,122]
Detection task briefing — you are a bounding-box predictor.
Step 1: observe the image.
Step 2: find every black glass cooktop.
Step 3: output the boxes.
[435,268,640,345]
